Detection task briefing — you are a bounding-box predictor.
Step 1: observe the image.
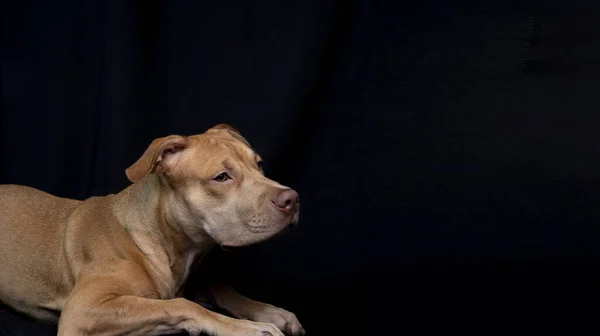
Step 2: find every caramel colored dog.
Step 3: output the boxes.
[0,124,304,336]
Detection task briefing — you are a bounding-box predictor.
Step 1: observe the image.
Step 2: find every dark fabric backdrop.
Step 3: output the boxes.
[2,0,600,334]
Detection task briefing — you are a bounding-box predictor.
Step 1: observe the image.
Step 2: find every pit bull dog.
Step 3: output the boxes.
[0,124,304,336]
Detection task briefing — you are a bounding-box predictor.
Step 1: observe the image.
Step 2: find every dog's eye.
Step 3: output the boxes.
[213,173,231,182]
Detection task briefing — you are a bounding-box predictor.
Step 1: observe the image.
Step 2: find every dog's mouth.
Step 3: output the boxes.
[220,222,297,252]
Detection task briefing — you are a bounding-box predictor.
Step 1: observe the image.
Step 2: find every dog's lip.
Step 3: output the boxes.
[221,221,298,251]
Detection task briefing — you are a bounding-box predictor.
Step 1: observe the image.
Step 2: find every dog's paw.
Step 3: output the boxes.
[240,304,305,336]
[228,320,284,336]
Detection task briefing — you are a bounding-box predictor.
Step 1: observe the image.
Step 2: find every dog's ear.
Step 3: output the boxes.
[210,124,241,135]
[208,124,251,147]
[125,135,189,183]
[209,123,241,135]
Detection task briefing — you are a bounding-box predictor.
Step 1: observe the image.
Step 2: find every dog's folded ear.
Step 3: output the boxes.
[207,124,251,147]
[125,135,189,183]
[209,123,241,135]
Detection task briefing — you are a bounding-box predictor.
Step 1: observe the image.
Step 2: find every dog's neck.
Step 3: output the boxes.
[113,175,215,298]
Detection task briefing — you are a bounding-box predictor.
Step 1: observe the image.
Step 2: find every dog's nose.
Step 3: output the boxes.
[272,189,299,215]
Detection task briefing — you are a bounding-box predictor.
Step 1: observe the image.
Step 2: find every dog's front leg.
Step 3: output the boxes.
[205,284,305,336]
[58,279,284,336]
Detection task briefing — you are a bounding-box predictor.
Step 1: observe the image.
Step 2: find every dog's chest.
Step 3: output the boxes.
[170,249,204,295]
[182,249,202,280]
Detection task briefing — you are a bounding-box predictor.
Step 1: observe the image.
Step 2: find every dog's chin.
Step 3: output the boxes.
[220,232,282,251]
[220,244,241,252]
[218,232,277,251]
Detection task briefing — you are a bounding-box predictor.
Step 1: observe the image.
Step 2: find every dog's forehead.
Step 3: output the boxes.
[194,132,253,154]
[186,133,257,172]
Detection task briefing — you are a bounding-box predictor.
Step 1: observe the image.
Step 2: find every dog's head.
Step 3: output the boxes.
[125,124,299,247]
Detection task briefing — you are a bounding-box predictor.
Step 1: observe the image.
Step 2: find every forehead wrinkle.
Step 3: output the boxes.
[197,153,226,176]
[222,159,233,171]
[194,133,258,171]
[187,140,228,176]
[221,139,258,168]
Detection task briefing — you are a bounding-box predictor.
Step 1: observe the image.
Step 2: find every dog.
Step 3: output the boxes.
[0,124,304,336]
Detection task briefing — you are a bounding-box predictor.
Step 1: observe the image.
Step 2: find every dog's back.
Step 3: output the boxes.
[0,185,80,322]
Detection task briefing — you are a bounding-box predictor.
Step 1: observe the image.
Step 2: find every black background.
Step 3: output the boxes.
[2,0,600,334]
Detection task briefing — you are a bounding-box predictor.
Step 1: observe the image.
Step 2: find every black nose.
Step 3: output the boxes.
[272,189,299,215]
